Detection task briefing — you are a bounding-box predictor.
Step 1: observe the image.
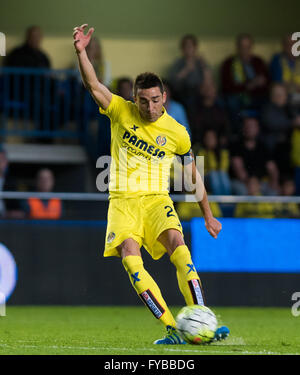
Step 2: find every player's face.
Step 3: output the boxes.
[135,87,166,122]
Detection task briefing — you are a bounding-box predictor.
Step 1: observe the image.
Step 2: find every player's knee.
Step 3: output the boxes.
[121,248,140,258]
[169,240,185,255]
[167,236,185,256]
[117,238,141,258]
[158,229,185,255]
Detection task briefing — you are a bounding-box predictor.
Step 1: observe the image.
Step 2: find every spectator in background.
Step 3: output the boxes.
[234,176,277,218]
[191,79,231,147]
[278,178,300,218]
[220,33,269,129]
[164,78,192,192]
[176,199,222,221]
[230,117,279,195]
[4,25,51,68]
[195,130,231,195]
[270,34,300,107]
[116,77,134,102]
[168,34,210,120]
[272,139,294,184]
[0,149,25,219]
[25,168,62,220]
[85,36,111,87]
[281,177,297,196]
[291,116,300,195]
[3,25,54,131]
[162,80,191,138]
[261,83,294,153]
[235,176,300,218]
[265,86,300,180]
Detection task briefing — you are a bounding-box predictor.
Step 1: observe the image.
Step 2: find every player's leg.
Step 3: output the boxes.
[119,238,179,333]
[158,229,205,306]
[142,195,204,305]
[142,195,227,343]
[158,228,230,341]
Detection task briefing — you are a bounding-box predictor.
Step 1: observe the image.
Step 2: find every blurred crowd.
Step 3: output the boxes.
[166,33,300,201]
[0,146,62,219]
[1,26,300,219]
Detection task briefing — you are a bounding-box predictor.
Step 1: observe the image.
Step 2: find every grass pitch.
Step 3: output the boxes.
[0,306,299,355]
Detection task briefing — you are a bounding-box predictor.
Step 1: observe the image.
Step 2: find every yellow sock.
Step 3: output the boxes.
[170,245,205,306]
[122,255,176,328]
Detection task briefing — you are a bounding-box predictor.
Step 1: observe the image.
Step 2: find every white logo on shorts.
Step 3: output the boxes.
[107,232,116,243]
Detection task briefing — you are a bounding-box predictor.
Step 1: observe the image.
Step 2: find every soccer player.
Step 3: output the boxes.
[73,24,229,344]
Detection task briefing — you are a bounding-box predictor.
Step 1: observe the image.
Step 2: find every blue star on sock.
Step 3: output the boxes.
[131,272,141,285]
[187,263,196,274]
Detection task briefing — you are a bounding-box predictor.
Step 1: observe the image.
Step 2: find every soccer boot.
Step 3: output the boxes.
[213,326,230,341]
[153,325,186,345]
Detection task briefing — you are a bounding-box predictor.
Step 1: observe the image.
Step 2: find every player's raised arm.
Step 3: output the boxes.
[182,150,222,239]
[73,24,112,109]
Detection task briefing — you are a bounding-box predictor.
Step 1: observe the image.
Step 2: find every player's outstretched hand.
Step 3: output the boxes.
[73,24,94,53]
[205,217,222,239]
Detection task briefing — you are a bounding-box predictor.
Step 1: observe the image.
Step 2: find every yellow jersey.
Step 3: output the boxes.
[99,94,191,198]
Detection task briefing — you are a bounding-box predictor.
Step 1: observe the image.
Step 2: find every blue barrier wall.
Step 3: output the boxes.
[0,219,299,306]
[191,218,300,273]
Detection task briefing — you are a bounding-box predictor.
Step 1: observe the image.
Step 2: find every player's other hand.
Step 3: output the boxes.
[73,24,94,53]
[205,216,222,239]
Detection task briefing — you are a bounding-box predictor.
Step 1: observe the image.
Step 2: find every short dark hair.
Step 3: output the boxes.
[133,72,164,96]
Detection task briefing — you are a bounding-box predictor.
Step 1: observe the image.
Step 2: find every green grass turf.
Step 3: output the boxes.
[0,306,299,355]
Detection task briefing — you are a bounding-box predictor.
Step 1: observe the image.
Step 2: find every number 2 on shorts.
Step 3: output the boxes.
[164,205,175,217]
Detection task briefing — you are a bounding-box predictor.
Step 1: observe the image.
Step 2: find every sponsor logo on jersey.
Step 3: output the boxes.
[122,131,166,160]
[107,232,116,243]
[139,289,165,319]
[188,279,205,305]
[156,135,167,146]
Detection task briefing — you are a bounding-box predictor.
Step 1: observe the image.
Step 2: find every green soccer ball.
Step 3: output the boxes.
[176,305,217,344]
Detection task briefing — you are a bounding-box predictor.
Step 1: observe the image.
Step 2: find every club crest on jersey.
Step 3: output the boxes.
[156,135,167,146]
[107,232,115,243]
